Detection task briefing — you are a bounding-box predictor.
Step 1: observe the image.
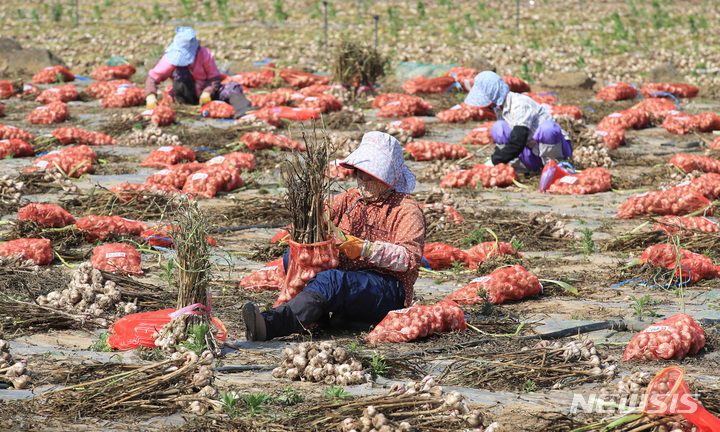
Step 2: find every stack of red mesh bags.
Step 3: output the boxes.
[17,203,75,228]
[24,145,97,178]
[653,216,719,236]
[635,98,677,121]
[598,108,649,131]
[446,265,542,305]
[35,84,78,103]
[279,69,331,88]
[85,79,133,98]
[0,124,35,141]
[669,154,720,174]
[405,141,473,161]
[624,313,705,361]
[436,103,496,123]
[181,164,243,198]
[0,238,53,265]
[386,117,426,138]
[91,243,143,276]
[402,75,457,94]
[616,189,712,219]
[273,239,339,307]
[594,128,625,150]
[146,162,205,189]
[52,127,117,146]
[241,131,305,151]
[110,182,179,202]
[441,163,517,189]
[140,106,176,126]
[0,139,33,159]
[200,101,235,119]
[366,300,466,343]
[595,82,637,101]
[91,64,136,81]
[222,63,276,88]
[31,66,75,84]
[239,257,285,291]
[235,107,282,128]
[373,93,433,117]
[669,172,720,200]
[662,111,720,135]
[422,243,469,270]
[141,146,196,168]
[461,122,495,145]
[298,94,342,113]
[641,83,699,99]
[76,215,149,242]
[102,85,145,108]
[640,243,720,283]
[467,241,521,269]
[26,101,69,124]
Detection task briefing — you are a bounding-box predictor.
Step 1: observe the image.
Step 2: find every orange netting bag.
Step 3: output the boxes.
[85,79,133,98]
[624,314,705,361]
[422,243,469,270]
[0,138,33,159]
[653,216,719,236]
[502,75,531,93]
[405,141,473,161]
[31,66,75,84]
[200,101,235,119]
[239,258,285,291]
[436,103,496,123]
[140,106,176,126]
[272,238,339,308]
[141,145,196,168]
[0,124,35,141]
[616,189,712,219]
[402,75,457,94]
[91,243,143,276]
[279,69,331,88]
[671,173,720,200]
[641,83,699,99]
[467,241,521,269]
[597,108,649,130]
[17,203,75,228]
[441,163,517,189]
[669,154,720,175]
[366,300,467,343]
[461,122,495,145]
[91,64,136,81]
[0,238,53,265]
[595,82,637,101]
[446,265,542,305]
[25,101,69,125]
[35,84,78,104]
[52,127,117,146]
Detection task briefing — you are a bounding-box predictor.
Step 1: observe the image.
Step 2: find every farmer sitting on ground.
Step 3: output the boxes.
[466,71,572,173]
[242,131,426,341]
[144,26,251,118]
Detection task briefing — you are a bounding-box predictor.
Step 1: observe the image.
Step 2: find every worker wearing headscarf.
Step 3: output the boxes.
[243,131,426,341]
[466,71,572,172]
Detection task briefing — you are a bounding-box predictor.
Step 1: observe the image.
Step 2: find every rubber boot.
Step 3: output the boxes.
[228,92,253,118]
[261,290,328,340]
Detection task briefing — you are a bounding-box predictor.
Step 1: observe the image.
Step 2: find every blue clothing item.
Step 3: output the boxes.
[491,119,511,144]
[165,27,199,67]
[465,71,509,108]
[533,120,573,159]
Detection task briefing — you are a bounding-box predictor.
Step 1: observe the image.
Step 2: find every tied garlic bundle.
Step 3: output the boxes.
[0,175,25,205]
[530,340,616,388]
[272,341,371,386]
[124,126,181,147]
[530,213,574,239]
[36,262,137,328]
[168,349,217,416]
[0,340,30,389]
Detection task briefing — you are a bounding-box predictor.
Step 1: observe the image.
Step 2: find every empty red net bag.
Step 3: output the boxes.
[17,203,75,228]
[0,238,52,265]
[91,243,143,276]
[446,265,542,305]
[366,300,467,343]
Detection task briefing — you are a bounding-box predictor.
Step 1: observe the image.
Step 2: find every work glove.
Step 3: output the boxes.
[338,235,374,260]
[199,91,212,106]
[145,94,158,109]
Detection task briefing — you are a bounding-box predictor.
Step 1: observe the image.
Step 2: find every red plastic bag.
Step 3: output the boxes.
[84,79,132,98]
[641,83,699,99]
[91,243,143,276]
[141,145,196,168]
[423,243,468,270]
[52,127,117,146]
[446,265,542,305]
[640,244,720,283]
[467,241,520,269]
[547,105,583,120]
[236,107,282,127]
[461,122,495,145]
[594,126,625,150]
[540,160,611,195]
[200,101,235,119]
[140,224,217,249]
[239,258,285,291]
[373,93,433,118]
[617,189,712,219]
[270,229,290,243]
[405,141,473,161]
[598,108,649,130]
[17,203,75,228]
[671,173,720,200]
[0,124,35,141]
[328,160,355,180]
[402,75,456,94]
[653,216,719,236]
[110,182,179,202]
[181,164,243,198]
[31,66,74,84]
[595,82,637,101]
[102,85,145,108]
[636,97,677,121]
[24,145,97,178]
[386,117,426,138]
[441,163,517,189]
[76,215,149,242]
[502,76,531,93]
[241,131,305,151]
[669,154,720,175]
[273,239,339,307]
[26,101,69,125]
[145,162,205,189]
[140,106,176,126]
[366,300,466,343]
[205,152,254,172]
[91,64,136,81]
[35,84,78,104]
[417,203,465,224]
[0,238,52,265]
[436,103,496,123]
[0,139,33,159]
[624,313,705,361]
[268,106,318,121]
[298,94,342,113]
[279,69,331,88]
[0,81,15,99]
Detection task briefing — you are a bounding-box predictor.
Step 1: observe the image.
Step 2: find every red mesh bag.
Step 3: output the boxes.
[0,103,3,117]
[31,66,74,84]
[17,83,40,98]
[598,108,649,130]
[523,91,557,105]
[617,189,712,219]
[236,107,282,127]
[107,308,227,350]
[91,243,143,276]
[446,265,542,305]
[595,82,637,101]
[641,83,699,99]
[84,79,132,98]
[502,76,531,93]
[298,94,342,113]
[247,88,295,108]
[223,63,275,88]
[461,123,495,145]
[640,244,720,283]
[52,127,117,146]
[624,313,705,361]
[140,106,176,126]
[661,112,694,135]
[594,126,625,150]
[145,162,205,189]
[91,64,136,81]
[366,300,467,343]
[653,216,719,236]
[159,85,174,106]
[436,103,496,123]
[241,131,305,151]
[441,163,517,189]
[24,145,96,178]
[548,105,583,120]
[140,224,217,249]
[670,173,720,200]
[270,229,291,244]
[467,241,521,269]
[35,84,78,104]
[181,164,243,198]
[449,67,477,91]
[636,97,677,121]
[669,154,720,175]
[0,139,33,159]
[402,75,457,94]
[239,258,285,291]
[141,145,196,168]
[405,141,473,161]
[200,101,235,119]
[423,243,469,270]
[373,93,433,118]
[26,101,69,125]
[0,81,15,99]
[328,160,355,180]
[279,69,331,88]
[386,117,426,138]
[299,84,330,96]
[110,182,179,202]
[102,85,145,108]
[417,203,465,224]
[205,152,254,172]
[76,215,149,242]
[0,124,35,141]
[0,238,52,265]
[712,136,720,150]
[273,238,339,307]
[540,161,611,195]
[17,203,75,228]
[692,112,720,132]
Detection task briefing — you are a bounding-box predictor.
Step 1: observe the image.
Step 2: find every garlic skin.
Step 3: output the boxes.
[272,342,372,385]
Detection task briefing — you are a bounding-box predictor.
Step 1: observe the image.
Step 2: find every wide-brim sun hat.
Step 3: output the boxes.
[340,131,415,194]
[165,27,199,67]
[464,70,510,108]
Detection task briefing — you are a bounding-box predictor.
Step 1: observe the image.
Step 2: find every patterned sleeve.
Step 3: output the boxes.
[511,97,535,129]
[366,199,425,272]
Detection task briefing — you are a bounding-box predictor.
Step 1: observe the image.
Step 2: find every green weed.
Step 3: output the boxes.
[219,390,241,418]
[135,346,163,361]
[242,392,271,416]
[273,0,288,21]
[510,239,525,253]
[524,379,536,393]
[323,384,350,402]
[178,323,210,356]
[370,351,387,375]
[158,257,177,287]
[462,228,486,247]
[417,1,426,18]
[88,330,112,352]
[276,386,304,406]
[628,295,662,318]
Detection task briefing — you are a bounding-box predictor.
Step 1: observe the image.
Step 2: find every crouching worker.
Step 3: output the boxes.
[144,26,252,118]
[242,131,426,341]
[467,71,572,173]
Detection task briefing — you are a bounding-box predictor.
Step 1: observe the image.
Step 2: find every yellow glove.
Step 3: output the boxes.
[338,235,373,260]
[199,91,212,106]
[145,94,158,109]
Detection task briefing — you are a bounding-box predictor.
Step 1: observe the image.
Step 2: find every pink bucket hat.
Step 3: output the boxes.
[341,131,415,194]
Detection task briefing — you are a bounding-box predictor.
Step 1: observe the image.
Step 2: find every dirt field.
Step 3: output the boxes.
[0,1,719,431]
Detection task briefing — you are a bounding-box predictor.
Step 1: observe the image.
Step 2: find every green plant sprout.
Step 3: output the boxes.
[628,295,662,318]
[323,384,350,402]
[370,351,387,375]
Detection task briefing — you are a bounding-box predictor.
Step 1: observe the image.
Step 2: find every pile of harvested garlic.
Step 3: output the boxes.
[272,341,371,385]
